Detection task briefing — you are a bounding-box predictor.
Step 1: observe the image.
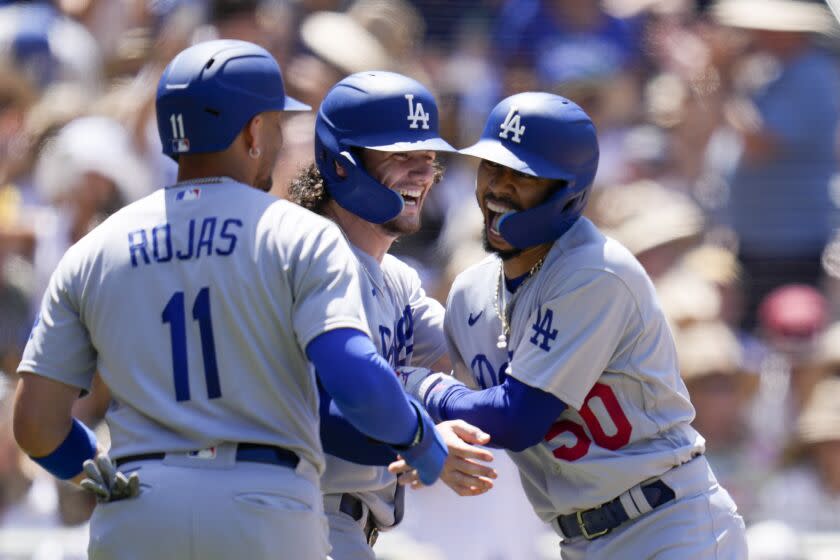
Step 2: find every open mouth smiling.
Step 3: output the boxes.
[397,187,423,207]
[486,199,517,234]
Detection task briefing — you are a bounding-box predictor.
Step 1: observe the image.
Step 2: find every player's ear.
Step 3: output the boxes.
[243,114,263,157]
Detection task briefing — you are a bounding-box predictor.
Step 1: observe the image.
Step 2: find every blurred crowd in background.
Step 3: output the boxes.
[1,0,840,558]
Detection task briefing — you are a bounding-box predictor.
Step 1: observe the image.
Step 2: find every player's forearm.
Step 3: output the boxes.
[14,373,97,480]
[319,384,398,465]
[432,377,567,452]
[14,409,73,457]
[307,328,417,446]
[13,372,77,456]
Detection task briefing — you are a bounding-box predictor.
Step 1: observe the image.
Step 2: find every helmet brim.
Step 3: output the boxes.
[369,137,457,153]
[459,139,572,181]
[347,136,457,154]
[283,96,311,111]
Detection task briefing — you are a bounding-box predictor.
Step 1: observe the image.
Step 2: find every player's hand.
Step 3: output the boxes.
[80,453,140,503]
[389,420,497,496]
[389,400,447,485]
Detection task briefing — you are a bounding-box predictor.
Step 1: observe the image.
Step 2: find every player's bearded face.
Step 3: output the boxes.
[476,160,556,259]
[361,148,437,236]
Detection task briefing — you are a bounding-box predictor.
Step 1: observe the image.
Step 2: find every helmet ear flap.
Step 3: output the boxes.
[314,122,404,224]
[314,131,338,184]
[501,179,592,249]
[560,184,583,213]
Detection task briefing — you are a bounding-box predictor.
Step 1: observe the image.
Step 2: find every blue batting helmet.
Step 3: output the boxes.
[156,40,309,160]
[314,71,456,224]
[460,92,599,249]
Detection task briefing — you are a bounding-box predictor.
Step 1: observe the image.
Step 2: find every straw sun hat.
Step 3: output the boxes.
[711,0,838,34]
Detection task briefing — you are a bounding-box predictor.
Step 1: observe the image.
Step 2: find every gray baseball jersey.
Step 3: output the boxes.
[19,178,370,475]
[322,244,446,527]
[444,217,704,521]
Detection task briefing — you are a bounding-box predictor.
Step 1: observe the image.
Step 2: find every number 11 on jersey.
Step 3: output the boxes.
[162,286,221,402]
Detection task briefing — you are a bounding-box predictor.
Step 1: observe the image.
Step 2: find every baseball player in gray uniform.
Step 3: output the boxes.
[394,93,748,558]
[12,40,446,560]
[289,71,496,559]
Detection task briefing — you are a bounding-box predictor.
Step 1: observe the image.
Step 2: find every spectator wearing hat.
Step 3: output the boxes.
[589,179,705,279]
[0,1,102,92]
[758,284,828,369]
[750,285,830,464]
[679,245,745,330]
[790,320,840,418]
[674,320,767,521]
[755,376,840,531]
[492,0,644,189]
[493,0,641,92]
[656,267,721,331]
[28,115,152,309]
[286,7,392,108]
[711,0,840,332]
[677,243,771,379]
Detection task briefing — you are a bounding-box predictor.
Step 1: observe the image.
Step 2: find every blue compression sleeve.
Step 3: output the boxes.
[431,376,567,452]
[318,383,398,465]
[30,418,97,479]
[307,328,416,447]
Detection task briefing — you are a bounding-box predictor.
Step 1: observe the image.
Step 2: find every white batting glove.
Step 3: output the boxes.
[81,453,140,503]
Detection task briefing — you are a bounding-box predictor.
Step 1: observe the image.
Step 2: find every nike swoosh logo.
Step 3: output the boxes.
[468,311,484,326]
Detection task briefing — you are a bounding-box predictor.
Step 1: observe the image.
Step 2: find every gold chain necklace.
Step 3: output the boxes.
[494,255,546,349]
[169,176,230,187]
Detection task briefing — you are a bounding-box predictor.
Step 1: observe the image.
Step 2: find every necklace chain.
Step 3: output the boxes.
[494,255,546,349]
[169,176,230,188]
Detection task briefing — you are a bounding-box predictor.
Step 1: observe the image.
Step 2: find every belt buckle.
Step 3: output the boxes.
[363,514,379,547]
[366,526,379,547]
[577,510,610,540]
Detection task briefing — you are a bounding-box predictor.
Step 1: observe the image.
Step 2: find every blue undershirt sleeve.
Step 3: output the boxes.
[318,383,398,466]
[432,375,567,452]
[306,328,416,447]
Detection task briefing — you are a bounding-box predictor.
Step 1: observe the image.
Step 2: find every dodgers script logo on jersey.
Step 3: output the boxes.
[378,304,415,367]
[471,349,512,389]
[405,94,430,130]
[498,106,525,143]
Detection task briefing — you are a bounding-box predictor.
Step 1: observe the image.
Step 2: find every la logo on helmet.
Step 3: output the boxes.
[405,94,430,130]
[499,106,525,143]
